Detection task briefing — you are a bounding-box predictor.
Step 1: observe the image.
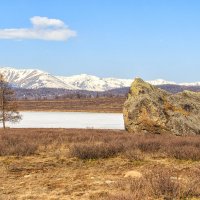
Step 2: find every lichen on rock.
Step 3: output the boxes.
[123,78,200,135]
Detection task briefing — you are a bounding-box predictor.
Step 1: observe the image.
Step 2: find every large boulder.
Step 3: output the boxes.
[123,78,200,135]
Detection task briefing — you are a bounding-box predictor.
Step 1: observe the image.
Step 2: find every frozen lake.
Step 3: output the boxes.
[6,112,124,129]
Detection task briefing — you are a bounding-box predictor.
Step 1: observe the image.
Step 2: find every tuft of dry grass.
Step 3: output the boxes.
[124,149,145,161]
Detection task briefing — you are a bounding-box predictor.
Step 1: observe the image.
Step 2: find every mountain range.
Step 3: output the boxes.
[0,67,200,91]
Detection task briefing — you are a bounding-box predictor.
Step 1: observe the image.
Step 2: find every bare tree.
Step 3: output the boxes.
[0,74,21,129]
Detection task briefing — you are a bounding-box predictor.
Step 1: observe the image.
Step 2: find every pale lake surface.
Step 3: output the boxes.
[6,112,125,129]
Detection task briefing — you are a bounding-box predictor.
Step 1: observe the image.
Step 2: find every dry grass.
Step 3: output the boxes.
[105,167,200,200]
[1,129,200,161]
[15,97,125,113]
[0,128,200,199]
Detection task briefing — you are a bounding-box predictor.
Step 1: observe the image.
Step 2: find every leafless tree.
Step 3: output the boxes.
[0,74,21,129]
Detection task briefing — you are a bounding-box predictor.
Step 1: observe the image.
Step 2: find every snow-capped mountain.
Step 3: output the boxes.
[57,74,133,91]
[0,67,199,91]
[179,82,200,86]
[0,67,78,90]
[147,79,176,85]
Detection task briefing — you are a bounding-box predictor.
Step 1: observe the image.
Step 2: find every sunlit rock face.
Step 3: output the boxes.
[123,78,200,135]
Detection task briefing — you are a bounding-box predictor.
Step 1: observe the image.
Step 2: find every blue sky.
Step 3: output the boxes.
[0,0,200,82]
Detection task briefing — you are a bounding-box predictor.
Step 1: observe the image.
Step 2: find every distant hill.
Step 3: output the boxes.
[13,85,200,100]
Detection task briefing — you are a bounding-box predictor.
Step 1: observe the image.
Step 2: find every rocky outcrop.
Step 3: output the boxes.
[123,78,200,135]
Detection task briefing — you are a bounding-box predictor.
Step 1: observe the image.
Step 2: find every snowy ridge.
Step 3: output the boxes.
[147,79,176,85]
[57,74,133,91]
[179,82,200,86]
[0,67,199,91]
[0,67,78,90]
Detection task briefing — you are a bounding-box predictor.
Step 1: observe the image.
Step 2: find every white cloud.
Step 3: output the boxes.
[31,16,65,27]
[0,16,77,41]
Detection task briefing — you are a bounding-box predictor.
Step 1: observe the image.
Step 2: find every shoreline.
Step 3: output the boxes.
[17,109,122,113]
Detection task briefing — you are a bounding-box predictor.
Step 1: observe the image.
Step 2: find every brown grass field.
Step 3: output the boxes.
[15,97,126,113]
[0,128,200,200]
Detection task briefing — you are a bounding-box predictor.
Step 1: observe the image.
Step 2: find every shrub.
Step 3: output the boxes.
[145,168,180,199]
[0,134,38,156]
[168,146,200,161]
[137,140,161,153]
[69,142,124,159]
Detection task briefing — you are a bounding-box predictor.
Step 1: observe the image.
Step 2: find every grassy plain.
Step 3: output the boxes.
[16,97,125,113]
[0,128,200,200]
